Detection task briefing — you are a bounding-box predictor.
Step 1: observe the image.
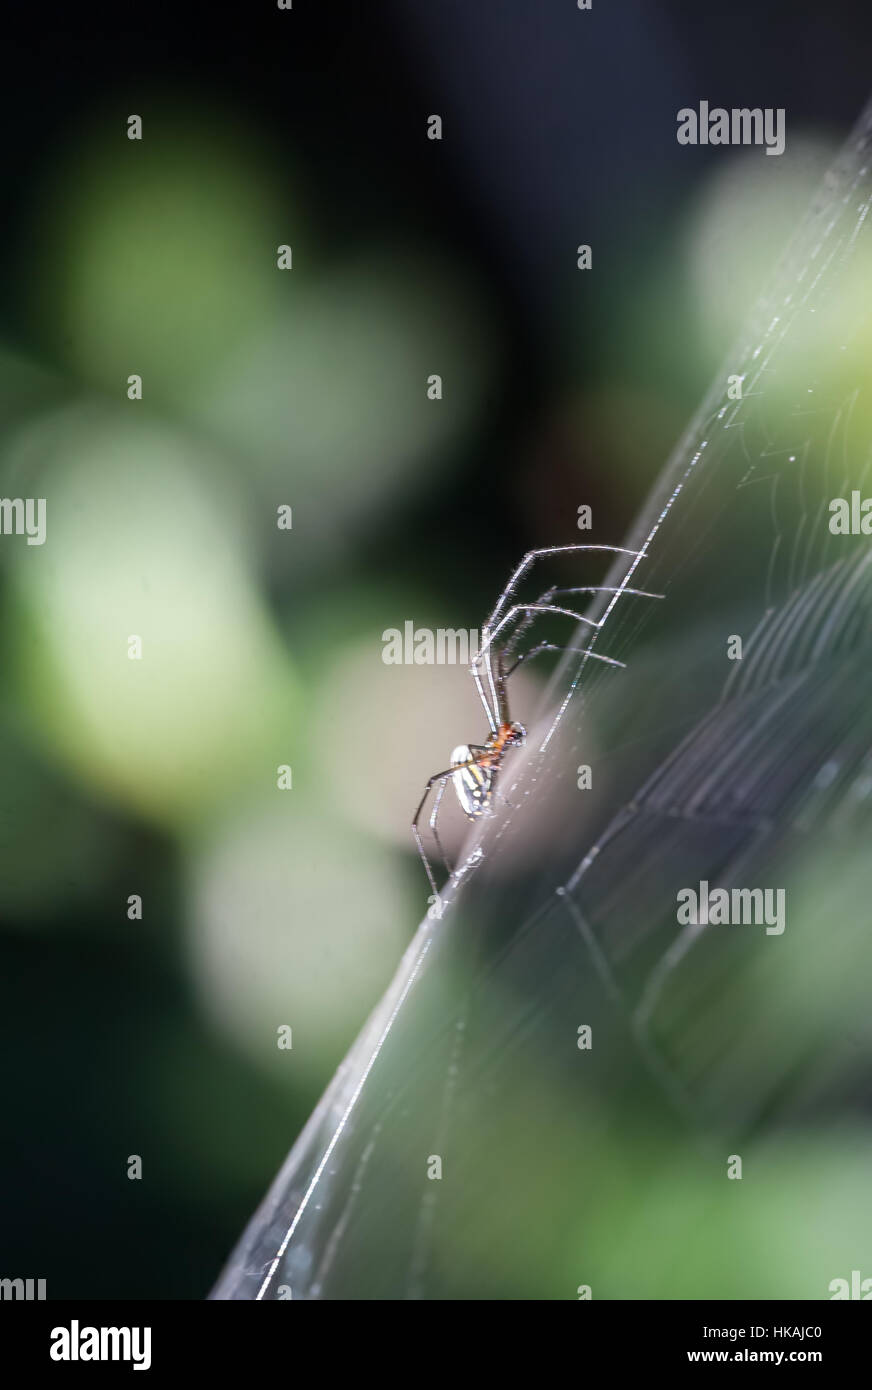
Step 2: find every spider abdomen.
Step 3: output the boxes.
[450,744,494,819]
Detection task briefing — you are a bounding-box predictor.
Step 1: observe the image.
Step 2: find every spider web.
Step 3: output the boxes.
[212,98,872,1301]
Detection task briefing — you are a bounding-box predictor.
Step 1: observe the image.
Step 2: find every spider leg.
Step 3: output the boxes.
[413,767,457,900]
[428,777,453,881]
[478,603,611,667]
[481,544,647,636]
[472,546,647,721]
[503,641,626,678]
[500,582,664,670]
[478,645,503,735]
[472,664,498,734]
[545,584,663,602]
[412,757,486,901]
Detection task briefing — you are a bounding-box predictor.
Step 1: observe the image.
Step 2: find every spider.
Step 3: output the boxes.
[412,544,662,901]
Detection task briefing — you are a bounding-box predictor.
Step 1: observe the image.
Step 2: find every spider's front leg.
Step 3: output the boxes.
[482,544,648,640]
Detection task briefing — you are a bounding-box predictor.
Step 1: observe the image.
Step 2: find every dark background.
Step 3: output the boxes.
[1,1,871,1299]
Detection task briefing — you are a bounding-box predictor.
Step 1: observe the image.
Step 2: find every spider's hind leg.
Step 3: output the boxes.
[428,777,454,882]
[413,755,486,904]
[412,767,458,902]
